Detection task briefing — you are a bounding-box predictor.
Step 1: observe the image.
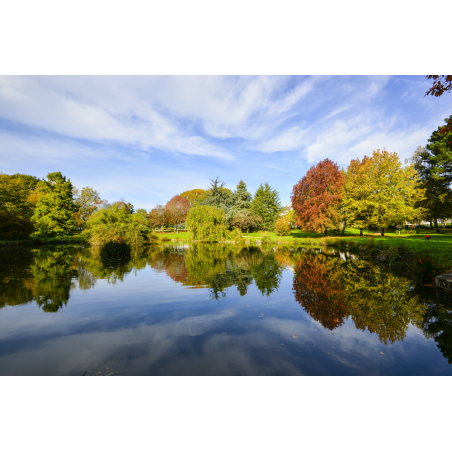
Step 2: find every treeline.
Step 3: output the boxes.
[148,178,283,240]
[291,114,452,236]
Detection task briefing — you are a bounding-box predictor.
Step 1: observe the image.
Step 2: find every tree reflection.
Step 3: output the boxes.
[291,250,426,343]
[417,291,452,363]
[292,252,349,329]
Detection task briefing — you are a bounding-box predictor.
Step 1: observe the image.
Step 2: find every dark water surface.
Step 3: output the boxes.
[1,243,451,375]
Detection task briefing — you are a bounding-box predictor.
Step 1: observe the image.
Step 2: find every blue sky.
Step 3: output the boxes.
[1,75,451,209]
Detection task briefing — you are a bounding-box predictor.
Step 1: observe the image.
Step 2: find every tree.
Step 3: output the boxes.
[165,195,190,231]
[147,204,166,229]
[0,172,38,218]
[291,159,345,237]
[230,209,262,233]
[227,180,253,226]
[363,149,425,235]
[407,143,452,231]
[185,204,227,242]
[414,116,452,230]
[250,183,281,231]
[31,172,76,237]
[73,186,106,229]
[200,178,233,212]
[274,216,292,236]
[180,189,207,206]
[341,156,373,236]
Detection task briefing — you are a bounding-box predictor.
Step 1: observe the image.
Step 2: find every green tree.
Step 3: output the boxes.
[180,188,207,206]
[250,182,281,230]
[227,180,252,226]
[0,172,38,217]
[230,209,262,233]
[185,204,227,242]
[31,172,76,237]
[411,117,452,231]
[200,178,233,212]
[73,186,105,229]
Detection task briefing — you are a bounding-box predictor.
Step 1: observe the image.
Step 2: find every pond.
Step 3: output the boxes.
[0,243,451,375]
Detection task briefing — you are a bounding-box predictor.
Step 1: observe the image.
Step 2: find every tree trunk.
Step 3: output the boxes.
[430,220,433,228]
[324,228,328,237]
[360,228,363,237]
[381,227,385,237]
[434,218,439,233]
[341,225,346,236]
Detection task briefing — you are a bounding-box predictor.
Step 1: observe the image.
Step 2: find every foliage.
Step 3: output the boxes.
[86,202,157,248]
[31,172,76,237]
[347,150,424,235]
[274,216,292,236]
[405,251,445,286]
[410,117,452,230]
[341,156,373,233]
[250,182,281,230]
[73,186,106,229]
[0,172,38,218]
[291,159,345,236]
[165,194,190,230]
[230,209,262,233]
[180,188,207,206]
[185,204,227,242]
[227,180,253,226]
[0,210,35,240]
[200,178,233,213]
[425,75,452,97]
[147,204,166,229]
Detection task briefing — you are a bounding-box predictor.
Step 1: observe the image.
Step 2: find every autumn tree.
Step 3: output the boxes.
[291,159,345,237]
[249,183,281,231]
[165,194,190,231]
[147,204,167,229]
[341,156,373,236]
[31,172,76,237]
[362,149,425,236]
[274,216,292,236]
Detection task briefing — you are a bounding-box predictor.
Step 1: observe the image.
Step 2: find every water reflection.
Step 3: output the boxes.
[0,243,450,359]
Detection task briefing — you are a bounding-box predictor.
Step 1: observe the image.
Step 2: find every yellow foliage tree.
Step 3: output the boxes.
[343,149,425,236]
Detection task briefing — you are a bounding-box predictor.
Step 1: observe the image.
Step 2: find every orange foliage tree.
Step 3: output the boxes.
[165,195,190,231]
[291,159,345,237]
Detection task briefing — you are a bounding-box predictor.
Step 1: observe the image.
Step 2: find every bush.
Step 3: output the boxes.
[274,217,292,236]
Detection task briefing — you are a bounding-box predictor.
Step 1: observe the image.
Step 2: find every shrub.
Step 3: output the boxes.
[274,217,292,236]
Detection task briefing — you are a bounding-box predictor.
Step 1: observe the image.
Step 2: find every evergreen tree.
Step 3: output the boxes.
[227,180,252,227]
[250,182,281,230]
[31,172,76,237]
[200,177,232,212]
[415,116,452,230]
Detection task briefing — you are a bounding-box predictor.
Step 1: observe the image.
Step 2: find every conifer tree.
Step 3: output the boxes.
[227,180,252,227]
[250,183,281,230]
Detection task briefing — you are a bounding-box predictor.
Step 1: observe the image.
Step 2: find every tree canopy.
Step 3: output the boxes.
[291,159,345,236]
[31,172,76,237]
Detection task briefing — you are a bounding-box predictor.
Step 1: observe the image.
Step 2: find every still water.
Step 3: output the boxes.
[1,243,451,375]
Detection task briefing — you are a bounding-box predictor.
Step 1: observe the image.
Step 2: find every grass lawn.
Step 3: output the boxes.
[241,229,452,260]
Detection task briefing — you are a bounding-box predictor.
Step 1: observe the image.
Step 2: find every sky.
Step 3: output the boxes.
[1,75,452,210]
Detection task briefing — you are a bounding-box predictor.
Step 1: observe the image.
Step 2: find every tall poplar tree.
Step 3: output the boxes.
[250,182,281,230]
[31,172,76,236]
